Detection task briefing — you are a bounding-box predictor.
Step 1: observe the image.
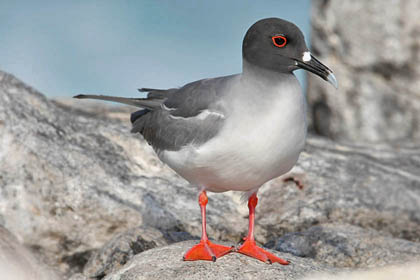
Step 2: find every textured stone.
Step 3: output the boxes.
[256,137,420,245]
[83,226,194,278]
[102,241,339,280]
[68,273,89,280]
[267,224,420,268]
[302,262,420,280]
[0,226,59,280]
[307,0,420,143]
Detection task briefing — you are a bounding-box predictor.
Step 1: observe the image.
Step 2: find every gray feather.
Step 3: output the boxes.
[132,76,235,151]
[73,94,163,110]
[75,75,235,152]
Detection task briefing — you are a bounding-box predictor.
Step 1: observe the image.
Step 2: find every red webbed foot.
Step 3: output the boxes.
[237,239,289,265]
[236,193,289,265]
[183,240,233,261]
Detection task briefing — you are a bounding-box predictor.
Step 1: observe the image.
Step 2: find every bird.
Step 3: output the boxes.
[74,17,337,264]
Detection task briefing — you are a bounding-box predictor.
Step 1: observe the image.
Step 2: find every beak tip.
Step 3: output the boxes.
[327,73,338,89]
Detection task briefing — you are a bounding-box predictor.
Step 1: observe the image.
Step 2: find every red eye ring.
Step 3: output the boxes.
[272,35,287,48]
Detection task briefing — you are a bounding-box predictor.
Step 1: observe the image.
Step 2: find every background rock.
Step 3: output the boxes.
[0,226,59,280]
[266,223,420,268]
[83,226,194,278]
[69,273,89,280]
[302,262,420,280]
[256,138,420,245]
[307,0,420,143]
[102,240,339,280]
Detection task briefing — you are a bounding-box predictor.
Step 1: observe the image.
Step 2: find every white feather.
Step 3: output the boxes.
[168,109,225,120]
[159,62,307,193]
[302,51,311,62]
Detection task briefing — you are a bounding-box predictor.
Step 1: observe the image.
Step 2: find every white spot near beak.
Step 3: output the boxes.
[302,51,311,62]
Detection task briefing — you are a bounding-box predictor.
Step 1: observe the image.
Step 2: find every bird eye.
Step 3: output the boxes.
[272,35,287,48]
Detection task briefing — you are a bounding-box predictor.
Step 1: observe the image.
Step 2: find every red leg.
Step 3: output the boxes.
[183,191,233,261]
[237,193,289,265]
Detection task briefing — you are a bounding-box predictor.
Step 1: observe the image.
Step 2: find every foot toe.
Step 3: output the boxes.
[237,240,289,265]
[183,240,233,261]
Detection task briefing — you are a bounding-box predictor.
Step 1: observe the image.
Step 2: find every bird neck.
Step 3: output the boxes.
[241,59,294,85]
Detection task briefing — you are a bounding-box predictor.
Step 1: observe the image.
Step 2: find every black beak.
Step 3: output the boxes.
[295,54,337,89]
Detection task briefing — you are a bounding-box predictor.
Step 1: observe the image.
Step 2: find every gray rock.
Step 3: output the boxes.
[267,224,420,268]
[302,262,420,280]
[256,137,420,245]
[0,70,246,276]
[103,240,339,280]
[68,273,89,280]
[266,232,315,258]
[0,225,59,280]
[307,0,420,143]
[83,226,195,278]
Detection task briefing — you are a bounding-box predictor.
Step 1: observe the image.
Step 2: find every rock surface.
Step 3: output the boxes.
[0,226,59,280]
[307,0,420,143]
[267,223,420,268]
[303,262,420,280]
[256,138,420,245]
[102,241,339,280]
[83,226,194,278]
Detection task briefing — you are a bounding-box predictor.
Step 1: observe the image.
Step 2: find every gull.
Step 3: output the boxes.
[74,17,337,264]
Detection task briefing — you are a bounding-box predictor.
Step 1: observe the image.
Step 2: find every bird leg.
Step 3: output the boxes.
[237,193,289,265]
[183,191,233,261]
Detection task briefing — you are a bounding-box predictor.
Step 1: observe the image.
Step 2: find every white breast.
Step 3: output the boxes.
[160,73,307,193]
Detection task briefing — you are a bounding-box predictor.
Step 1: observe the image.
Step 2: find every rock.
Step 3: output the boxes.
[307,0,420,143]
[0,70,246,276]
[0,226,59,280]
[102,241,339,280]
[266,224,420,268]
[256,137,420,245]
[83,226,195,278]
[302,262,420,280]
[68,273,89,280]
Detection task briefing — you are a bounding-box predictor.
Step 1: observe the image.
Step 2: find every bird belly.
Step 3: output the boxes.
[160,88,306,193]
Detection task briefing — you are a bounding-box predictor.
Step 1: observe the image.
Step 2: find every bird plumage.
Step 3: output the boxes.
[74,17,337,264]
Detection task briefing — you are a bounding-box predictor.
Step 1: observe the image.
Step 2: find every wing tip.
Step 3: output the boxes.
[138,88,167,93]
[73,94,86,99]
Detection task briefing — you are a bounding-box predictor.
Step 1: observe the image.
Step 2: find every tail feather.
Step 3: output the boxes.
[73,94,163,110]
[138,87,177,99]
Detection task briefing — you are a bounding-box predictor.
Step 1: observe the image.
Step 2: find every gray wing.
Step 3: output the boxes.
[132,75,236,152]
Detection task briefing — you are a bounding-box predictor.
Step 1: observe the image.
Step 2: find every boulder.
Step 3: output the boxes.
[302,262,420,280]
[266,223,420,268]
[83,226,194,278]
[0,226,59,280]
[102,241,339,280]
[307,0,420,143]
[256,137,420,244]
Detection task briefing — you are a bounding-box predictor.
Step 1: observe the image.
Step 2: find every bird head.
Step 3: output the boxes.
[243,18,337,88]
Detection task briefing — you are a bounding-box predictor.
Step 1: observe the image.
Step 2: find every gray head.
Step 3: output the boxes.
[243,18,337,88]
